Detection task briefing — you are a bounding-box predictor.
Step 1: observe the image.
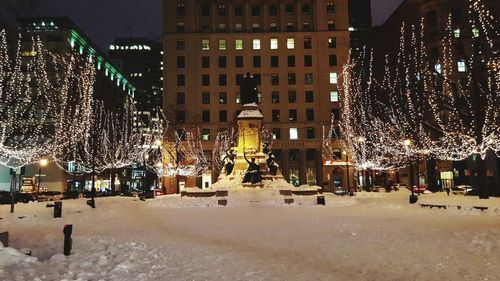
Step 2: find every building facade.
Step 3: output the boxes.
[373,0,500,192]
[0,17,136,193]
[163,0,351,191]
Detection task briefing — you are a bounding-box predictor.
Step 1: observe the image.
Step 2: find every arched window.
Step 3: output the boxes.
[327,1,335,13]
[218,4,226,16]
[177,3,185,16]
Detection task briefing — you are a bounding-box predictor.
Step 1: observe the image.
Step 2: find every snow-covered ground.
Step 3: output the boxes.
[1,190,500,281]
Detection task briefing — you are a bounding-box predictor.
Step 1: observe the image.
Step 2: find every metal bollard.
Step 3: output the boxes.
[63,224,72,256]
[46,201,62,218]
[86,199,95,208]
[317,195,325,205]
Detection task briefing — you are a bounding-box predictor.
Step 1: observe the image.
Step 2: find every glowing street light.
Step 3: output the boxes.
[37,158,48,196]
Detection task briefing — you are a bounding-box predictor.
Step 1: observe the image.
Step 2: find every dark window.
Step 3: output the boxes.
[306,149,316,160]
[272,91,280,103]
[270,23,278,32]
[272,128,281,139]
[288,73,296,85]
[329,55,337,66]
[269,4,278,16]
[271,73,279,85]
[235,56,244,68]
[331,108,340,120]
[218,4,226,16]
[251,5,260,16]
[306,127,315,139]
[219,110,227,122]
[251,23,260,32]
[254,74,261,85]
[177,56,185,68]
[304,55,312,67]
[306,109,315,121]
[305,73,313,84]
[219,92,227,104]
[219,74,227,86]
[302,23,311,31]
[219,56,227,68]
[289,149,299,161]
[302,4,310,15]
[176,40,185,50]
[202,74,210,86]
[177,74,185,86]
[201,5,210,16]
[202,92,210,104]
[177,22,185,32]
[328,37,337,48]
[287,56,296,67]
[327,1,335,13]
[253,56,261,67]
[286,23,294,32]
[177,92,185,104]
[202,110,210,122]
[202,56,210,68]
[426,10,438,36]
[201,24,210,32]
[304,37,312,49]
[288,91,297,103]
[176,111,185,123]
[272,110,280,121]
[177,3,185,16]
[234,6,243,16]
[332,127,341,139]
[236,74,244,85]
[328,21,335,31]
[286,4,294,15]
[305,91,313,103]
[271,56,279,67]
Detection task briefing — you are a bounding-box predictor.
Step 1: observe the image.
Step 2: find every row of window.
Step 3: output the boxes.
[197,126,339,141]
[175,37,337,51]
[176,2,336,17]
[175,72,338,86]
[179,54,337,69]
[176,108,340,124]
[177,20,336,33]
[176,90,339,105]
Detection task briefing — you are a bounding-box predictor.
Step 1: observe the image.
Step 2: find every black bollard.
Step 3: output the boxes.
[409,194,418,204]
[317,195,325,205]
[54,201,62,218]
[86,199,95,208]
[63,224,72,256]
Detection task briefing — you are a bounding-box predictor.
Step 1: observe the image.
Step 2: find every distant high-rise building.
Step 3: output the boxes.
[163,0,351,192]
[348,0,373,50]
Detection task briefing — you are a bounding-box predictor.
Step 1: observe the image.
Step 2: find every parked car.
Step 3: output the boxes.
[451,185,477,196]
[36,191,62,202]
[371,185,387,192]
[412,184,427,194]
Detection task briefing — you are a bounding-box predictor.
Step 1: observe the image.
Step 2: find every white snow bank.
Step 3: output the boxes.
[0,246,38,267]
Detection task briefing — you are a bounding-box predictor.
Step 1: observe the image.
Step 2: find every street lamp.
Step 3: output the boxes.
[143,154,149,195]
[37,159,48,197]
[343,151,350,195]
[404,139,417,204]
[155,161,163,197]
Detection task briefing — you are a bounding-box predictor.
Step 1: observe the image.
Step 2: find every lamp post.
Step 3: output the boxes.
[404,139,417,204]
[155,161,163,198]
[343,151,350,195]
[356,136,366,189]
[37,159,48,197]
[143,154,149,195]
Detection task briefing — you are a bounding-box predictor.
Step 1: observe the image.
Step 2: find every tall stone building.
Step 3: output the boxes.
[163,0,350,191]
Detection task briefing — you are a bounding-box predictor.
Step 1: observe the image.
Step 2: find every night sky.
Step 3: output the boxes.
[31,0,403,51]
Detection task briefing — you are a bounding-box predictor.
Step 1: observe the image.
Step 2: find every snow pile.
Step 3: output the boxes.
[0,246,38,267]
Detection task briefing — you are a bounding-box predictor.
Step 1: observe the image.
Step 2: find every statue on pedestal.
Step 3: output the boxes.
[263,142,279,176]
[242,151,262,184]
[240,72,259,105]
[222,148,236,175]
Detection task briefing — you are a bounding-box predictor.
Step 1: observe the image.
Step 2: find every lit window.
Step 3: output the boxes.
[472,28,479,38]
[287,38,295,49]
[270,38,278,50]
[218,23,226,32]
[202,39,210,50]
[289,128,299,140]
[457,61,466,72]
[218,39,227,50]
[235,39,243,50]
[253,39,261,50]
[435,63,442,74]
[330,91,339,102]
[235,23,243,31]
[329,72,338,84]
[453,29,461,38]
